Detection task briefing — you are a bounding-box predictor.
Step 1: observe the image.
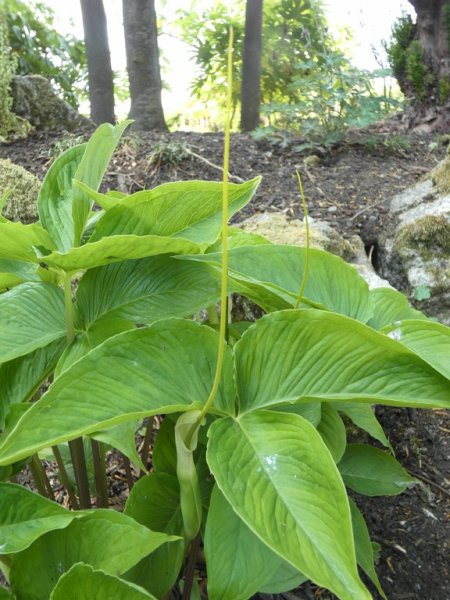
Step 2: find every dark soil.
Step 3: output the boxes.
[0,124,449,600]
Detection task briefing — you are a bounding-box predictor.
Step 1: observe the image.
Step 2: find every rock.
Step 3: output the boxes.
[239,212,357,261]
[0,159,40,223]
[378,170,450,324]
[11,75,91,131]
[303,154,321,167]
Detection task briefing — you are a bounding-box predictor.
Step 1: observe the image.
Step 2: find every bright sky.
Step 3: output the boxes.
[40,0,415,115]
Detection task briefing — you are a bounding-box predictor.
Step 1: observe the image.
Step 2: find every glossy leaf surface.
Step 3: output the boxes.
[50,563,157,600]
[89,178,260,246]
[0,319,234,465]
[367,287,427,330]
[0,283,66,363]
[207,411,370,600]
[383,319,450,378]
[235,310,450,413]
[38,144,86,251]
[124,473,184,598]
[204,485,282,600]
[338,444,417,496]
[76,255,221,327]
[0,222,54,262]
[10,510,177,600]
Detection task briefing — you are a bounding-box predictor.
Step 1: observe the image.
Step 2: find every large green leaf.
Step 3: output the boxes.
[235,310,450,413]
[72,121,131,245]
[38,144,86,251]
[367,287,427,330]
[336,403,391,450]
[0,283,66,363]
[204,485,283,600]
[207,411,370,600]
[258,560,307,594]
[0,222,55,262]
[10,509,177,600]
[183,245,373,321]
[90,420,145,473]
[51,563,157,600]
[0,587,14,599]
[338,444,417,496]
[76,255,222,327]
[0,319,234,465]
[0,259,41,290]
[0,338,66,428]
[383,319,450,378]
[317,404,346,463]
[88,177,260,247]
[0,483,81,554]
[124,473,184,598]
[349,499,386,600]
[40,234,201,272]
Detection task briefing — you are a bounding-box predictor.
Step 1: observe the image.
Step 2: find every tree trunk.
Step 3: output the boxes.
[79,0,115,125]
[240,0,264,132]
[122,0,167,131]
[403,0,450,129]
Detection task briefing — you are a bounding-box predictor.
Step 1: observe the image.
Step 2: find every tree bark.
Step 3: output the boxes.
[122,0,167,131]
[240,0,264,132]
[79,0,115,125]
[404,0,450,129]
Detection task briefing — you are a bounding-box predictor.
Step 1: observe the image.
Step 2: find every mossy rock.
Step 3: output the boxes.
[431,155,450,194]
[0,159,40,223]
[397,215,450,260]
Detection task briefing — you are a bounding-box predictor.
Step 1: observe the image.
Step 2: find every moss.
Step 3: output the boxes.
[439,75,450,103]
[405,40,427,99]
[431,155,450,193]
[397,215,450,260]
[0,159,40,223]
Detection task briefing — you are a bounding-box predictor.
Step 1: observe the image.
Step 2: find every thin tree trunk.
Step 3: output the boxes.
[240,0,264,132]
[79,0,115,125]
[122,0,167,131]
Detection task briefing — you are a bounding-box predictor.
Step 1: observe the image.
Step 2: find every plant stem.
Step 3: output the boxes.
[52,445,79,509]
[63,273,75,344]
[197,28,233,424]
[207,304,219,325]
[122,455,134,491]
[91,439,109,508]
[294,170,310,310]
[182,533,201,600]
[69,438,91,509]
[30,454,54,500]
[140,417,154,473]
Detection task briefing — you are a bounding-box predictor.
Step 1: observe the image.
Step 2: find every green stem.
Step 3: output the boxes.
[91,439,109,508]
[69,438,91,509]
[52,445,79,509]
[30,454,54,500]
[63,273,75,345]
[294,170,310,310]
[197,28,234,424]
[207,304,219,325]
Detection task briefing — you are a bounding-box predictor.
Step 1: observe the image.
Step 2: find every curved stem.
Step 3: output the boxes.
[294,170,310,310]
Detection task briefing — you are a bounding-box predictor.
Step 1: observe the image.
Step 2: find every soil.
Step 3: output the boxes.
[0,123,449,600]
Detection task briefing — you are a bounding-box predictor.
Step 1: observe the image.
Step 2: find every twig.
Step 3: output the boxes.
[185,149,244,183]
[409,471,450,498]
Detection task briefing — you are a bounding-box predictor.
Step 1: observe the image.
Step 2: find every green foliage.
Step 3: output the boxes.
[0,0,87,108]
[405,40,427,99]
[0,123,448,600]
[148,140,190,171]
[383,12,415,82]
[0,19,17,140]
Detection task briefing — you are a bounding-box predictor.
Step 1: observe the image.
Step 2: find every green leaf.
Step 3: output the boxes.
[72,121,131,245]
[152,417,177,474]
[0,222,55,262]
[235,310,450,413]
[367,287,427,330]
[338,444,417,496]
[0,319,234,465]
[184,245,372,321]
[317,404,346,462]
[413,284,431,301]
[0,283,66,363]
[0,483,79,554]
[124,473,184,598]
[89,178,261,247]
[40,234,201,272]
[0,587,14,599]
[91,420,146,473]
[349,499,387,600]
[204,485,283,600]
[50,563,157,600]
[76,255,222,327]
[207,411,370,600]
[258,560,307,594]
[0,259,41,290]
[10,509,178,600]
[336,403,391,450]
[38,144,86,251]
[271,401,322,426]
[0,339,66,429]
[382,319,450,378]
[206,226,272,253]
